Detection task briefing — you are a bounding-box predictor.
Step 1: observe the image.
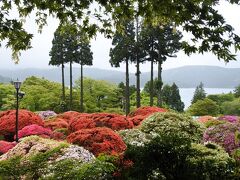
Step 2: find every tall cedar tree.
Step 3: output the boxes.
[134,17,146,108]
[191,82,206,104]
[110,21,135,116]
[50,22,93,111]
[140,24,182,107]
[76,35,93,112]
[49,25,66,111]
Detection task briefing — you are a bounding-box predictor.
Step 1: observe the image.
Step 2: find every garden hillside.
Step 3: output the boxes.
[1,107,240,179]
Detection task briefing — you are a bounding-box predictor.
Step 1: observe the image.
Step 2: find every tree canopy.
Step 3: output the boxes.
[1,0,240,62]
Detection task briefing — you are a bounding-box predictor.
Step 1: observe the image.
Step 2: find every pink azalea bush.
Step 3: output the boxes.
[0,141,17,154]
[16,124,53,140]
[203,122,240,154]
[218,115,239,123]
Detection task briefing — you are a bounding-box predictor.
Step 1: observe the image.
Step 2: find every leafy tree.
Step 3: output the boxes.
[234,85,240,98]
[221,98,240,115]
[191,82,206,104]
[19,76,64,112]
[140,24,182,107]
[75,78,122,113]
[110,20,135,115]
[170,83,184,112]
[0,84,15,110]
[1,0,240,64]
[188,98,220,116]
[143,78,159,97]
[207,93,235,113]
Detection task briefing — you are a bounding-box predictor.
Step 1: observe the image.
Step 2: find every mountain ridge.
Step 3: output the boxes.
[0,65,239,88]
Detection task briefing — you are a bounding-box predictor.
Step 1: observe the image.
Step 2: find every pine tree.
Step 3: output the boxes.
[192,82,206,104]
[170,83,184,112]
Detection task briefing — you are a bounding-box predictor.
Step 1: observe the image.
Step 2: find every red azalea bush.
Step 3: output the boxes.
[58,111,87,123]
[127,106,168,126]
[0,110,44,140]
[67,127,126,156]
[0,141,17,155]
[69,113,134,132]
[16,124,53,139]
[44,117,69,130]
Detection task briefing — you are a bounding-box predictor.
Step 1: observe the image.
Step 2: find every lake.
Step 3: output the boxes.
[180,88,234,109]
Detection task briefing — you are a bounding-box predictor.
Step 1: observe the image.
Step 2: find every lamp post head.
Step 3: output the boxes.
[13,79,22,90]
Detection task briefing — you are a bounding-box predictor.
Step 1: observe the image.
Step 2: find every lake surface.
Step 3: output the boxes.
[180,88,234,109]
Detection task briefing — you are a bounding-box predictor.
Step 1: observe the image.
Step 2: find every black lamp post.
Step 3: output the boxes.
[13,79,21,142]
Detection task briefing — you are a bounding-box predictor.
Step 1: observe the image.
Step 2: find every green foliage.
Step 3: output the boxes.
[184,143,236,180]
[0,156,22,179]
[19,76,64,112]
[160,83,184,112]
[75,77,122,113]
[143,78,159,97]
[0,83,15,111]
[207,93,235,113]
[221,98,240,115]
[191,82,206,104]
[234,85,240,98]
[188,98,220,116]
[204,119,226,128]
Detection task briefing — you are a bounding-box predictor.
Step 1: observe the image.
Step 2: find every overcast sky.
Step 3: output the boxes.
[0,1,240,73]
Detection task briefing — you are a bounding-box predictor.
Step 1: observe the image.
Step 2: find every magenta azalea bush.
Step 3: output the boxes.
[203,122,240,154]
[218,115,239,123]
[16,124,53,139]
[37,111,57,120]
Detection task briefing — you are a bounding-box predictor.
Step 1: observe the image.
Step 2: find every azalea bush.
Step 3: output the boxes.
[37,110,57,120]
[16,124,53,140]
[218,115,239,123]
[128,106,167,117]
[67,127,126,156]
[203,122,240,154]
[69,113,134,132]
[0,141,16,155]
[0,110,43,141]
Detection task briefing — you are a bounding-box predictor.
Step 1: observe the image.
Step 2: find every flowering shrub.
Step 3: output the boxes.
[218,115,239,123]
[141,112,205,143]
[16,124,53,140]
[37,111,57,120]
[127,115,148,126]
[58,111,85,123]
[0,110,44,140]
[69,113,134,132]
[0,141,16,155]
[128,106,167,117]
[44,117,69,130]
[197,116,215,123]
[203,123,240,154]
[67,127,126,156]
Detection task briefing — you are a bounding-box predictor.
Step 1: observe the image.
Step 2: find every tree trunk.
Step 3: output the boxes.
[157,61,163,107]
[69,61,73,110]
[136,17,141,108]
[80,63,84,112]
[125,58,130,116]
[61,62,65,102]
[150,38,154,106]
